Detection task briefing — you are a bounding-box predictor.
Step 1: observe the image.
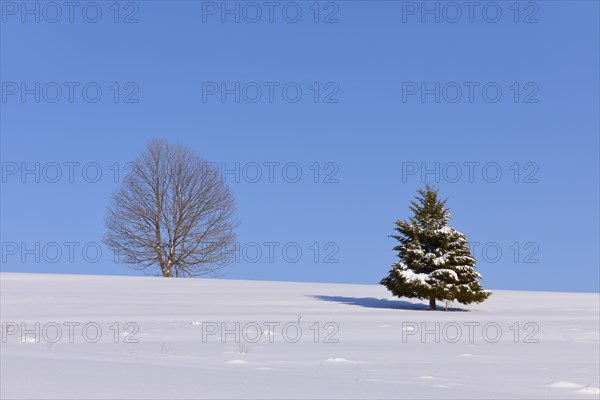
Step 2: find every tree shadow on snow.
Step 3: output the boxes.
[310,295,468,312]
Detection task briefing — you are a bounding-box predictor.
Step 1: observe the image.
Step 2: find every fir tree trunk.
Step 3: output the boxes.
[429,297,437,310]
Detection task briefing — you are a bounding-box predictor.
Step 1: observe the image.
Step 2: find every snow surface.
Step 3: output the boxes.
[1,272,598,399]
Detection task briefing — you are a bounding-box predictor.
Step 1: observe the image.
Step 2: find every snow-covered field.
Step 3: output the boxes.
[1,272,598,399]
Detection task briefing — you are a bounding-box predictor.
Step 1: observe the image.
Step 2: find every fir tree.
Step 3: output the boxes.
[380,185,491,310]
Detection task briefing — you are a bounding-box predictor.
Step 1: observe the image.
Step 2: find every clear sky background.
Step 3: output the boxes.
[1,0,598,292]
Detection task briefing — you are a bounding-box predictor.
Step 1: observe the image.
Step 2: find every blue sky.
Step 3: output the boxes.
[1,1,598,292]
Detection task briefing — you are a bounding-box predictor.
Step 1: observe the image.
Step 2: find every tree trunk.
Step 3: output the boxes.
[429,297,437,310]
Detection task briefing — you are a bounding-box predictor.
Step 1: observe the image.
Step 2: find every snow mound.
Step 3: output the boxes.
[226,359,248,364]
[577,386,600,395]
[549,381,583,388]
[326,357,350,363]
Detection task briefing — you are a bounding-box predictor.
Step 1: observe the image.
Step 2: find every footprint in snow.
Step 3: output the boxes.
[417,375,435,380]
[226,359,248,364]
[190,321,201,325]
[20,336,37,343]
[459,353,474,357]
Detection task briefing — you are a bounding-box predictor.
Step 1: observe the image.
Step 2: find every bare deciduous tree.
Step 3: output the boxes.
[104,140,237,277]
